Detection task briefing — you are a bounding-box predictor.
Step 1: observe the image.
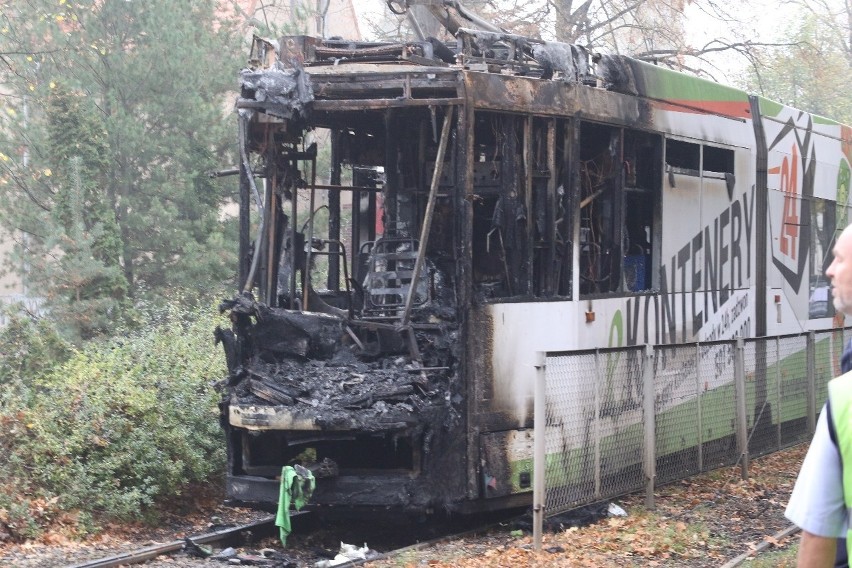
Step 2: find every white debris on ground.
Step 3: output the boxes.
[314,542,376,567]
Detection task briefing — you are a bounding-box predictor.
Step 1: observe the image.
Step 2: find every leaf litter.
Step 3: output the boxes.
[365,444,806,567]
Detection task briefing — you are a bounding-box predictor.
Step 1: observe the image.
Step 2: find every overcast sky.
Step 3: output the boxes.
[351,0,799,44]
[349,0,808,82]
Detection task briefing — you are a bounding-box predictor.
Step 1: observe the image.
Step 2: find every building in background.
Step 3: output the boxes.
[0,230,35,325]
[0,95,41,324]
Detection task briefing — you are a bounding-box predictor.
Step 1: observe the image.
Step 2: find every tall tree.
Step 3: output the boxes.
[0,0,243,326]
[740,4,851,123]
[28,87,129,340]
[787,0,851,67]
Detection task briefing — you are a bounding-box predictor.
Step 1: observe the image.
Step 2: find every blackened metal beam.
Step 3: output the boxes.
[238,149,250,291]
[524,116,533,295]
[235,98,462,113]
[310,98,463,111]
[311,183,382,192]
[546,119,557,295]
[239,116,267,294]
[303,157,318,311]
[210,167,239,178]
[289,166,298,309]
[265,130,277,305]
[459,87,477,501]
[328,131,342,290]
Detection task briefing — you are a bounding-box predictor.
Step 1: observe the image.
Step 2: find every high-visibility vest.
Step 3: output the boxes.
[828,371,852,542]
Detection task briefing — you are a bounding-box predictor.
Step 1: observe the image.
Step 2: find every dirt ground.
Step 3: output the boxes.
[364,444,806,568]
[0,444,805,567]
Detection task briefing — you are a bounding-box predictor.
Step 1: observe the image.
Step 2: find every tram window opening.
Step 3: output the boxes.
[666,139,700,174]
[580,123,622,294]
[623,131,661,293]
[703,145,735,175]
[471,113,512,298]
[580,123,661,296]
[809,198,836,319]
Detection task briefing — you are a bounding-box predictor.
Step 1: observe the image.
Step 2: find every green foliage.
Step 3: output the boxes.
[740,10,851,124]
[24,88,131,341]
[46,87,123,267]
[0,313,72,391]
[0,313,74,540]
[0,299,227,539]
[0,0,242,330]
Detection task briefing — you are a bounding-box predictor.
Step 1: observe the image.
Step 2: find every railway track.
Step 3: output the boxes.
[63,509,520,568]
[29,499,797,568]
[57,498,800,568]
[65,515,280,568]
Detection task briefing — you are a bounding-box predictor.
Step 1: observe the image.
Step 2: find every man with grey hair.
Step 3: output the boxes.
[786,223,852,567]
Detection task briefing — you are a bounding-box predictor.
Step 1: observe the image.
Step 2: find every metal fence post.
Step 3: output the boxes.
[594,349,601,499]
[642,344,656,510]
[695,343,703,473]
[776,336,782,448]
[734,338,749,480]
[806,331,816,434]
[533,351,546,552]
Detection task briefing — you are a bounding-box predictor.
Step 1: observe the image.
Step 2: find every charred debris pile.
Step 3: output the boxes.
[217,290,460,431]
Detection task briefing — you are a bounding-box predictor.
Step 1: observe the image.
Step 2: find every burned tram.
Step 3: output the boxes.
[218,3,852,515]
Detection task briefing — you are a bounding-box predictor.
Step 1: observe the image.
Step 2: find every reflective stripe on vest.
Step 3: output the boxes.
[828,371,852,541]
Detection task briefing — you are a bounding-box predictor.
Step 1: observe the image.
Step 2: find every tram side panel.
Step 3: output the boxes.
[757,98,852,333]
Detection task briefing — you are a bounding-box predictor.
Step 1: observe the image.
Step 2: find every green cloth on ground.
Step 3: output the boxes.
[275,464,316,547]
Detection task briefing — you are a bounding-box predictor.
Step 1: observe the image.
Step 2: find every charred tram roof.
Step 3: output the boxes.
[235,31,690,130]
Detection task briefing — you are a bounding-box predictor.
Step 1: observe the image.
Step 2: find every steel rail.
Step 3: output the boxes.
[66,508,522,568]
[718,524,801,568]
[64,515,279,568]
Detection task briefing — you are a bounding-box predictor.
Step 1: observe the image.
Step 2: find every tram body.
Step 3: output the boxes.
[219,28,852,514]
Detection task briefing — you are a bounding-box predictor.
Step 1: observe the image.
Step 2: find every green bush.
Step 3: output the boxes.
[0,314,72,393]
[0,300,227,539]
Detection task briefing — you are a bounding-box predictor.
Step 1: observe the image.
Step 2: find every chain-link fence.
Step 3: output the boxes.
[539,346,646,512]
[532,329,850,548]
